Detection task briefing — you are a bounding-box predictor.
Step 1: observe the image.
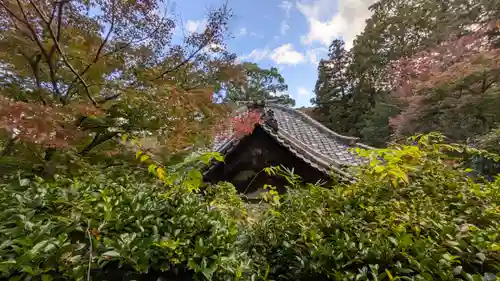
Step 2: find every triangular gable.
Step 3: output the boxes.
[207,102,373,181]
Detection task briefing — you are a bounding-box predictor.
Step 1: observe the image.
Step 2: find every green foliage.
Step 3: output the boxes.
[225,62,294,106]
[312,39,361,136]
[0,169,251,281]
[2,133,500,281]
[248,133,500,280]
[476,128,500,155]
[0,0,236,177]
[466,128,500,178]
[359,98,402,148]
[311,0,500,147]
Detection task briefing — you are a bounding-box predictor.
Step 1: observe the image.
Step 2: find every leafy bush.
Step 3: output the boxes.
[0,169,250,281]
[248,133,500,280]
[2,133,500,281]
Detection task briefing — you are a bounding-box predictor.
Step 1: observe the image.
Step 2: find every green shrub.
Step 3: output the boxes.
[2,133,500,281]
[248,133,500,280]
[0,170,250,281]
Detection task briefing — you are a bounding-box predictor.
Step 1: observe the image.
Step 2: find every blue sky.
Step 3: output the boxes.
[168,0,375,107]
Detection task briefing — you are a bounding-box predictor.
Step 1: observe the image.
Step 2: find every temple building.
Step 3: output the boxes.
[203,100,372,199]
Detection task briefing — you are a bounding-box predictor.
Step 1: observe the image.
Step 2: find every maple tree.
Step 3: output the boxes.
[210,109,263,152]
[230,110,263,137]
[390,21,500,141]
[0,0,240,175]
[311,0,500,147]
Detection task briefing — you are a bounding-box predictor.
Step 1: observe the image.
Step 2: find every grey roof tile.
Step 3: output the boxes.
[209,103,373,178]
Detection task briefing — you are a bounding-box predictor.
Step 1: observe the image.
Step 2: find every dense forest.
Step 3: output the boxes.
[311,0,500,148]
[1,0,500,280]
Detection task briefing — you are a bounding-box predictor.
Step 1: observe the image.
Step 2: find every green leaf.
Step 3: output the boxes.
[385,269,394,280]
[31,240,49,254]
[148,164,157,173]
[140,154,150,162]
[202,267,215,281]
[489,243,500,251]
[102,250,120,258]
[135,150,142,159]
[19,178,30,186]
[388,237,398,246]
[476,252,486,262]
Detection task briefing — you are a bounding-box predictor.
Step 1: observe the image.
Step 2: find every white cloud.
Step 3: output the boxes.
[298,87,311,97]
[296,0,377,49]
[306,47,328,65]
[238,48,271,62]
[269,44,306,65]
[250,31,259,37]
[280,21,290,36]
[203,43,224,54]
[278,1,293,36]
[237,27,248,36]
[239,44,307,66]
[185,19,207,33]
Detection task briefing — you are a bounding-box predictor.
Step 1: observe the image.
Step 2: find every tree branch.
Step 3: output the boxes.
[64,0,116,102]
[94,0,116,62]
[80,132,120,155]
[13,0,63,100]
[153,44,207,81]
[29,0,97,107]
[21,51,46,105]
[0,2,27,24]
[47,1,62,60]
[153,29,217,81]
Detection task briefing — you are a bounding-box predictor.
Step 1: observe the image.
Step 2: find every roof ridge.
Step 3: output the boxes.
[265,103,360,143]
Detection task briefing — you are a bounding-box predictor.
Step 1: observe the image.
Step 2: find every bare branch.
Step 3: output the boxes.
[47,1,60,60]
[95,0,116,62]
[152,3,230,81]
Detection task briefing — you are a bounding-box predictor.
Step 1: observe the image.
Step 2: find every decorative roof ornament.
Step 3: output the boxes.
[263,108,279,132]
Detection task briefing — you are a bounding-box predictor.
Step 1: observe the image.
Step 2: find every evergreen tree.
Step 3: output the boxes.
[311,39,355,134]
[311,0,500,146]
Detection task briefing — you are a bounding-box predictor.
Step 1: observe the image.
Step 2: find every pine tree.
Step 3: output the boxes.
[311,39,355,134]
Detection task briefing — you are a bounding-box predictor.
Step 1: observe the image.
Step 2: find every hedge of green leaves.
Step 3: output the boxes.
[0,171,250,281]
[249,134,500,280]
[1,134,500,280]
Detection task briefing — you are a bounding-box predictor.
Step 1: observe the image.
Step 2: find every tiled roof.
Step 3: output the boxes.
[210,103,373,180]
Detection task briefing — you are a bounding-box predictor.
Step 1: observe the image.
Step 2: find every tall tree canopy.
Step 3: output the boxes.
[311,0,500,147]
[0,0,240,175]
[311,39,356,135]
[390,22,500,141]
[224,62,294,106]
